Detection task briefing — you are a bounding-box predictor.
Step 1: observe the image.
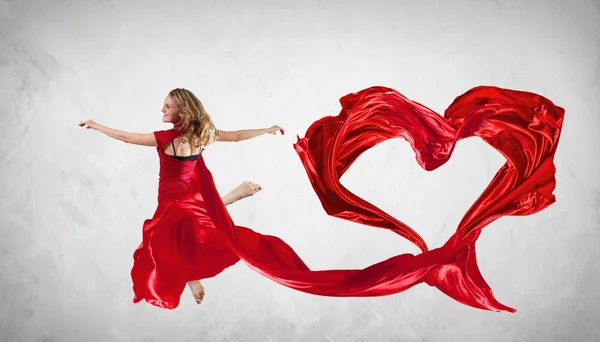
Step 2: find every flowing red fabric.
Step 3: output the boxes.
[131,86,564,312]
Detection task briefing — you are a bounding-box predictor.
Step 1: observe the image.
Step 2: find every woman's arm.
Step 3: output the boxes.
[216,125,284,142]
[79,120,157,146]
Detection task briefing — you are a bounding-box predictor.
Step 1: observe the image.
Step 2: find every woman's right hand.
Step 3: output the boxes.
[79,119,100,130]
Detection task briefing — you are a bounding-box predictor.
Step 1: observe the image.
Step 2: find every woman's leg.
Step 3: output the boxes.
[188,181,262,304]
[222,181,262,206]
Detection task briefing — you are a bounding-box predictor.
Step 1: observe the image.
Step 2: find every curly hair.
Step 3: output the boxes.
[168,88,217,149]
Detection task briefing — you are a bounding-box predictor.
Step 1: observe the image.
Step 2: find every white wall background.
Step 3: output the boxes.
[1,0,599,341]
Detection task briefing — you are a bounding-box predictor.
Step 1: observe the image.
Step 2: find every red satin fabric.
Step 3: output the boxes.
[131,86,564,312]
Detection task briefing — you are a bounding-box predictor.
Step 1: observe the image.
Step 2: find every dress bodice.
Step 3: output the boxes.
[153,128,202,203]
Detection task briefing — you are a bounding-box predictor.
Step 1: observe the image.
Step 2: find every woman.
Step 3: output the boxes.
[79,88,284,308]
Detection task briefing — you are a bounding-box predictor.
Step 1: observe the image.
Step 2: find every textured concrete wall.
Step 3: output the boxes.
[1,0,599,341]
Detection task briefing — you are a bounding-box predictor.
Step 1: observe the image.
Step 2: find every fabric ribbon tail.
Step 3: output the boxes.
[427,240,516,313]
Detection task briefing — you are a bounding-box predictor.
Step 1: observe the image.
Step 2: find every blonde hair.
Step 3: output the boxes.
[168,88,217,149]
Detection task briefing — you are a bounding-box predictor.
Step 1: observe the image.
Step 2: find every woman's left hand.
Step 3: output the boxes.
[268,125,285,135]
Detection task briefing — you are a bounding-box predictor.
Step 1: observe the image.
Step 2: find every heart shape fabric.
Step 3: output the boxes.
[192,85,564,313]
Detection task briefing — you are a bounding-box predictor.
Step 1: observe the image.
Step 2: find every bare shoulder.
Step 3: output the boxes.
[126,132,158,146]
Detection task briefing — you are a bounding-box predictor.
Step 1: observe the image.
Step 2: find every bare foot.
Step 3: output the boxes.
[187,280,205,304]
[231,181,262,202]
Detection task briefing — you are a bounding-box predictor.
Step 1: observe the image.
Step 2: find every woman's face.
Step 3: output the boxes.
[162,95,181,124]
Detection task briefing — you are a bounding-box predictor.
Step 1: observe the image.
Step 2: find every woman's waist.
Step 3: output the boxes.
[156,182,204,205]
[158,176,191,191]
[158,175,192,184]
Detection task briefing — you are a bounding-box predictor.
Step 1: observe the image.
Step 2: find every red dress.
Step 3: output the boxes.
[131,127,239,309]
[131,86,564,313]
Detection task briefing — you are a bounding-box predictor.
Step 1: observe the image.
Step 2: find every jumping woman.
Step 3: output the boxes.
[79,88,284,308]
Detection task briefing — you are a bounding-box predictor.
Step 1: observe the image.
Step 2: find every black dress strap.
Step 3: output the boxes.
[170,154,200,161]
[167,138,200,161]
